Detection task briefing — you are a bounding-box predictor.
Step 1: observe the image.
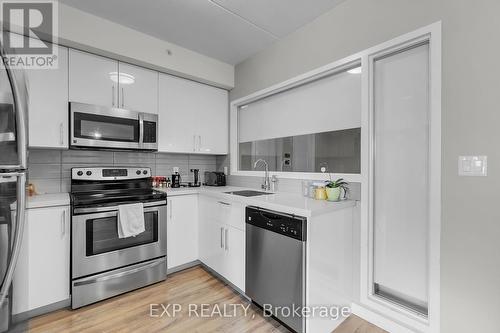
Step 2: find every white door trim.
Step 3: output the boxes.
[360,21,441,333]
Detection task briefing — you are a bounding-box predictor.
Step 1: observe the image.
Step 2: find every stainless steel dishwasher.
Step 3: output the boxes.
[245,206,307,333]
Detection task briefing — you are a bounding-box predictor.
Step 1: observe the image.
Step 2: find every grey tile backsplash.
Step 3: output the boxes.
[30,149,360,200]
[215,155,361,200]
[28,149,217,194]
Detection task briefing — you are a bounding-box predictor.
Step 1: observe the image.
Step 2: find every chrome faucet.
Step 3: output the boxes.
[253,159,271,191]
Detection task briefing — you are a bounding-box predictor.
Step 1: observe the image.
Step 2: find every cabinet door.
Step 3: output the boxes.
[69,49,118,107]
[158,74,196,153]
[198,195,225,273]
[167,195,198,269]
[223,225,245,291]
[216,200,244,231]
[26,44,69,148]
[196,85,228,154]
[118,62,158,114]
[13,206,70,314]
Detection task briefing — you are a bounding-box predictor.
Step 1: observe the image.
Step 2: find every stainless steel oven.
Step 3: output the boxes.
[72,201,167,279]
[70,102,158,151]
[70,167,167,309]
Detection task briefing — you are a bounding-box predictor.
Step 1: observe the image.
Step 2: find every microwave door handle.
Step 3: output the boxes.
[139,113,144,147]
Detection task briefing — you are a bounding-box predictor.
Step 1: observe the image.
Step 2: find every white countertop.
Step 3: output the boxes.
[26,193,70,209]
[156,186,355,218]
[17,187,355,217]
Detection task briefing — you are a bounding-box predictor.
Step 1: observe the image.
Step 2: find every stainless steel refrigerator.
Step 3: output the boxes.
[0,44,29,332]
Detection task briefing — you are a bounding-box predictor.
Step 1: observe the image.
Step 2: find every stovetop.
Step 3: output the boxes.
[70,167,166,209]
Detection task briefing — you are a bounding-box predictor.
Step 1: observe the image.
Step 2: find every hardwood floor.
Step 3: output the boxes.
[332,315,387,333]
[27,266,386,333]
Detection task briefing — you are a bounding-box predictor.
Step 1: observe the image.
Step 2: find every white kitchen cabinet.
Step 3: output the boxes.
[198,195,245,291]
[13,205,70,314]
[158,74,197,153]
[4,33,69,149]
[195,85,228,154]
[198,195,225,273]
[223,225,245,290]
[26,45,69,148]
[69,49,118,107]
[158,73,228,154]
[118,62,158,114]
[167,195,198,269]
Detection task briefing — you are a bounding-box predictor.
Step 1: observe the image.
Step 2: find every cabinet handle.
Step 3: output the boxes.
[220,227,224,248]
[112,85,115,106]
[121,87,124,108]
[61,210,65,237]
[169,200,173,220]
[224,228,228,251]
[218,201,230,206]
[59,123,64,145]
[198,135,202,150]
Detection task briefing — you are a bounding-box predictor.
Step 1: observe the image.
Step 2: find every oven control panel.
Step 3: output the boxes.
[72,167,151,180]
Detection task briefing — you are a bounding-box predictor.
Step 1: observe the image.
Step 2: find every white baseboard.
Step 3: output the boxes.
[351,303,419,333]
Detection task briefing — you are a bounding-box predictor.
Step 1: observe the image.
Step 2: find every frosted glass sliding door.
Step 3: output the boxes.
[372,42,430,315]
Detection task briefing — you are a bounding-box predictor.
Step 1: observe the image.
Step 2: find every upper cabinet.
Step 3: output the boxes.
[196,84,228,154]
[5,33,69,149]
[69,50,159,114]
[158,73,228,154]
[118,62,158,114]
[69,49,118,107]
[27,45,69,149]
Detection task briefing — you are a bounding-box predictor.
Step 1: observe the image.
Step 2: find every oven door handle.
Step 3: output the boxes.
[73,200,167,215]
[73,258,165,287]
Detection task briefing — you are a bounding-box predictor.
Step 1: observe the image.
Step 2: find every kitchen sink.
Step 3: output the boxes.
[224,190,273,197]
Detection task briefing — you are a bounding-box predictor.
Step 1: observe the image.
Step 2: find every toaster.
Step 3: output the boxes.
[204,171,226,186]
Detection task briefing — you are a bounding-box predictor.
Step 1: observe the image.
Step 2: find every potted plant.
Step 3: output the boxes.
[325,178,349,202]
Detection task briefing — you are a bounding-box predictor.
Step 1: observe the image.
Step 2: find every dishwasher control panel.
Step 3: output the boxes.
[245,206,307,241]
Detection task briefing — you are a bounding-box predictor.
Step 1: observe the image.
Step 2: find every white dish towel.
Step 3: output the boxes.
[117,203,145,238]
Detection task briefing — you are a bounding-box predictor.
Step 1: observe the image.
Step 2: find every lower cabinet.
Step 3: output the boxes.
[223,226,245,290]
[167,195,198,269]
[13,205,70,314]
[198,195,245,291]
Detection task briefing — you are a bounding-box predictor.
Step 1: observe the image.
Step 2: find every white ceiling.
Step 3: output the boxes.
[59,0,347,65]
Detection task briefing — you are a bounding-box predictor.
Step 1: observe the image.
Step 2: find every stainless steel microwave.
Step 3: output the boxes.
[70,102,158,151]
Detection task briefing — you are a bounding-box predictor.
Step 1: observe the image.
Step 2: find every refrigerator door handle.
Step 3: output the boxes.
[0,172,27,307]
[1,45,29,170]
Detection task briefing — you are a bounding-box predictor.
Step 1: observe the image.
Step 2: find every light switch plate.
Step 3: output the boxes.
[458,156,487,176]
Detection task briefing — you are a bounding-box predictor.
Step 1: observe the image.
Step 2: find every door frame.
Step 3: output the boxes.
[358,22,441,333]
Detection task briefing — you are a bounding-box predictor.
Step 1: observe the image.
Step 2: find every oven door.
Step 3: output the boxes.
[70,102,141,150]
[72,203,167,279]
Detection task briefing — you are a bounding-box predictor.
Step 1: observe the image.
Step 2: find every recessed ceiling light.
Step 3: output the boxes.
[109,72,135,85]
[347,67,362,74]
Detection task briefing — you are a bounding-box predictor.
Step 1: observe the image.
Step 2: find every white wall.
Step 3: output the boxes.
[231,0,500,332]
[58,3,234,89]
